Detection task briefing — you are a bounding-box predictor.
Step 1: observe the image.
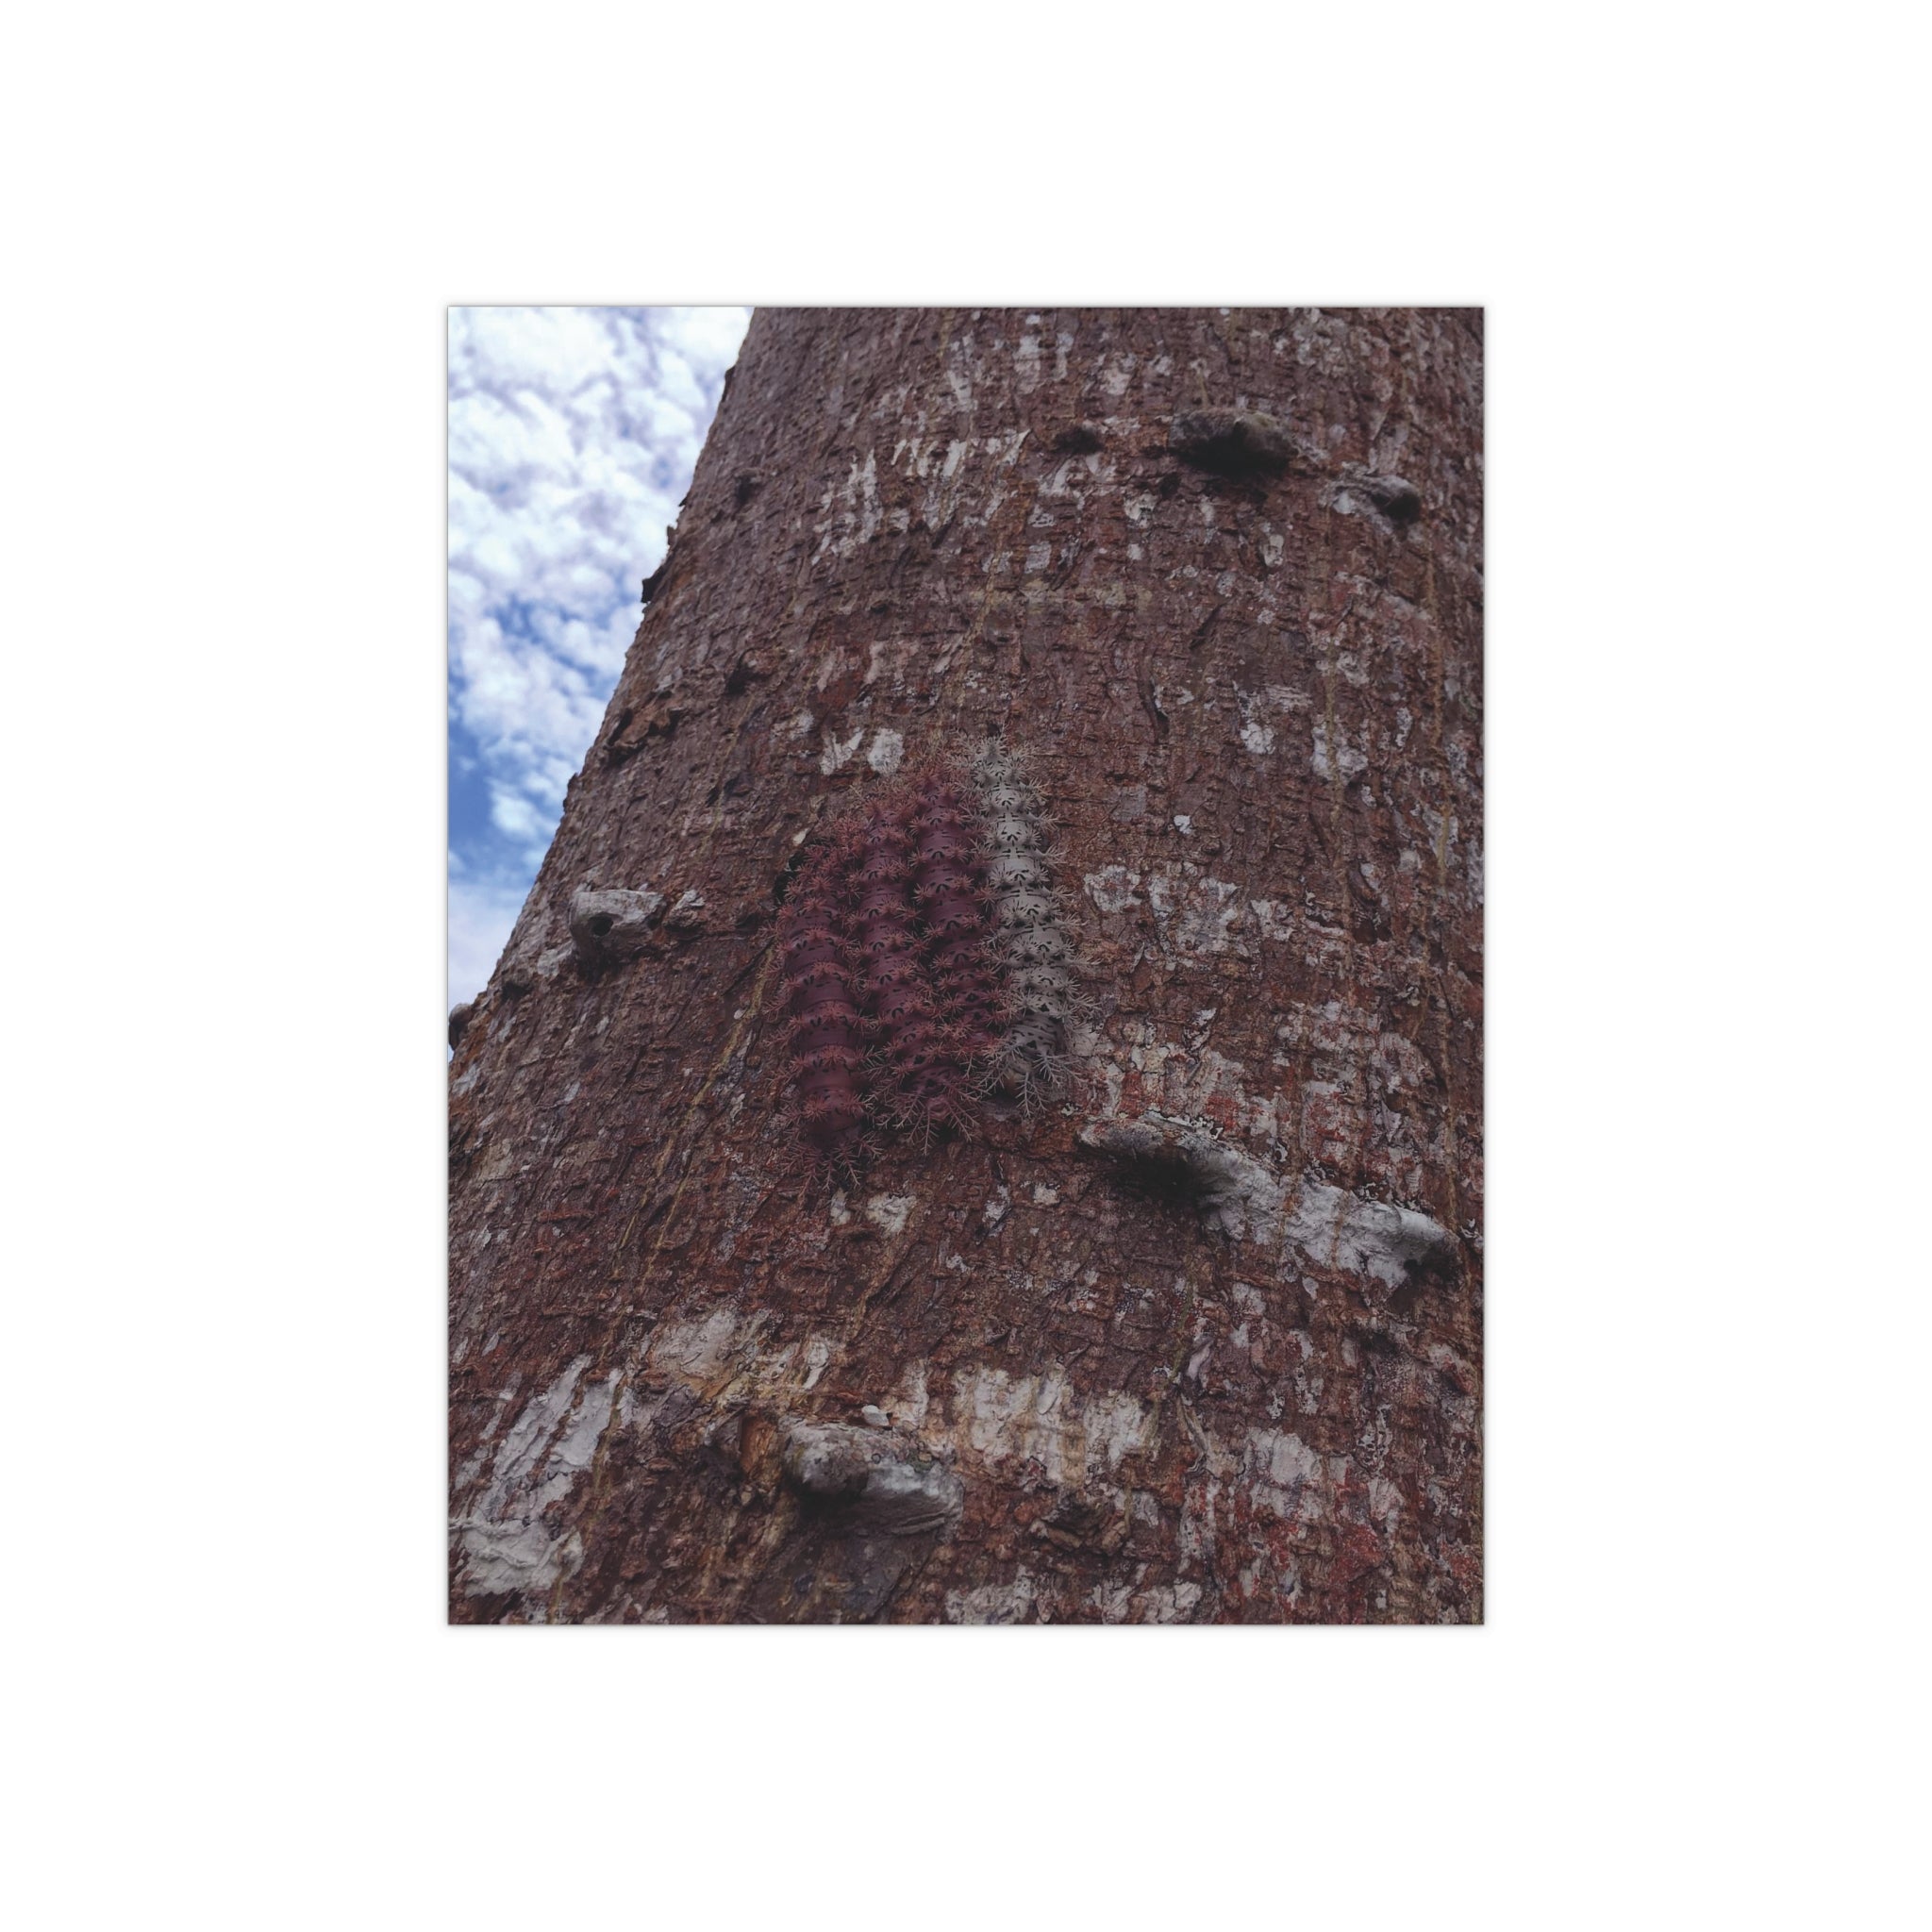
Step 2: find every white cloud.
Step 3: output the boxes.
[489,787,551,845]
[447,305,751,1007]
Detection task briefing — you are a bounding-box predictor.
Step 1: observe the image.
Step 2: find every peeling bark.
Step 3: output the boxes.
[448,307,1484,1624]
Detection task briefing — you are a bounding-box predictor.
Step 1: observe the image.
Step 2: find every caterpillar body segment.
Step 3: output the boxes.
[1002,924,1072,968]
[985,850,1052,893]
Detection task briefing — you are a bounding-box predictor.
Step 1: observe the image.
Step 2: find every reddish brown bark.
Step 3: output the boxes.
[448,308,1483,1623]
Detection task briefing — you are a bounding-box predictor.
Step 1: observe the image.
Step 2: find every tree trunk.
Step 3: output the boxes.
[448,307,1484,1624]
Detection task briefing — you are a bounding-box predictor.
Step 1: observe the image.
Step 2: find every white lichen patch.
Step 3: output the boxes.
[650,1308,743,1386]
[813,448,882,558]
[1099,1027,1260,1136]
[1310,717,1368,781]
[948,1365,1153,1491]
[1248,899,1294,942]
[1243,1427,1330,1524]
[1236,686,1296,755]
[1081,1391,1155,1476]
[1129,1581,1204,1624]
[820,724,865,774]
[1084,865,1143,914]
[454,1356,621,1604]
[889,1359,931,1428]
[864,1193,916,1237]
[1145,870,1246,955]
[944,1568,1039,1625]
[955,1365,1074,1485]
[865,727,905,774]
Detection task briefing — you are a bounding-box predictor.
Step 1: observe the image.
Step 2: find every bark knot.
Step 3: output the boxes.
[1171,408,1295,475]
[779,1422,964,1536]
[569,886,666,970]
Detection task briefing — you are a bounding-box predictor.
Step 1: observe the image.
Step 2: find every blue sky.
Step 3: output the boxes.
[447,306,752,1005]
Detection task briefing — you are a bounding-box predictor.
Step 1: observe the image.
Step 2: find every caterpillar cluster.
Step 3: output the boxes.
[970,740,1080,1104]
[845,791,974,1138]
[776,746,1079,1174]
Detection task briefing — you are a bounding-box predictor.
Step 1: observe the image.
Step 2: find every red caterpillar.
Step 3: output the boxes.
[777,839,869,1174]
[845,791,973,1137]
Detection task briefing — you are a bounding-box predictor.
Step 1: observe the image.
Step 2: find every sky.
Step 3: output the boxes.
[447,306,753,1007]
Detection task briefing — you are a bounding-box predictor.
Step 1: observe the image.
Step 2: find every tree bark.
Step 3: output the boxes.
[448,307,1484,1624]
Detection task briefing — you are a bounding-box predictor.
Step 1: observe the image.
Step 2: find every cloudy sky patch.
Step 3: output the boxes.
[448,305,750,1005]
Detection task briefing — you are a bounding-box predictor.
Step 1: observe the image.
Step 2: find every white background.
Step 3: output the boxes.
[4,3,1924,1926]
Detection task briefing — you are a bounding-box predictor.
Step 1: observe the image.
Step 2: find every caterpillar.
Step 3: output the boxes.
[845,791,974,1139]
[969,740,1081,1105]
[776,838,870,1174]
[908,767,1007,1066]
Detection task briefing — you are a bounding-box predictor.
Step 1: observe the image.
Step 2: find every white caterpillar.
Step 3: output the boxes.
[970,740,1082,1104]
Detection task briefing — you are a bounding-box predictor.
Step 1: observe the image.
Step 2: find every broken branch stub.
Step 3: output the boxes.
[1170,408,1295,475]
[568,886,666,970]
[1353,472,1424,525]
[779,1422,964,1536]
[1078,1109,1460,1298]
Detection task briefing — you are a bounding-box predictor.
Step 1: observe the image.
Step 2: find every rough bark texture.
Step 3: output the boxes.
[448,308,1484,1624]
